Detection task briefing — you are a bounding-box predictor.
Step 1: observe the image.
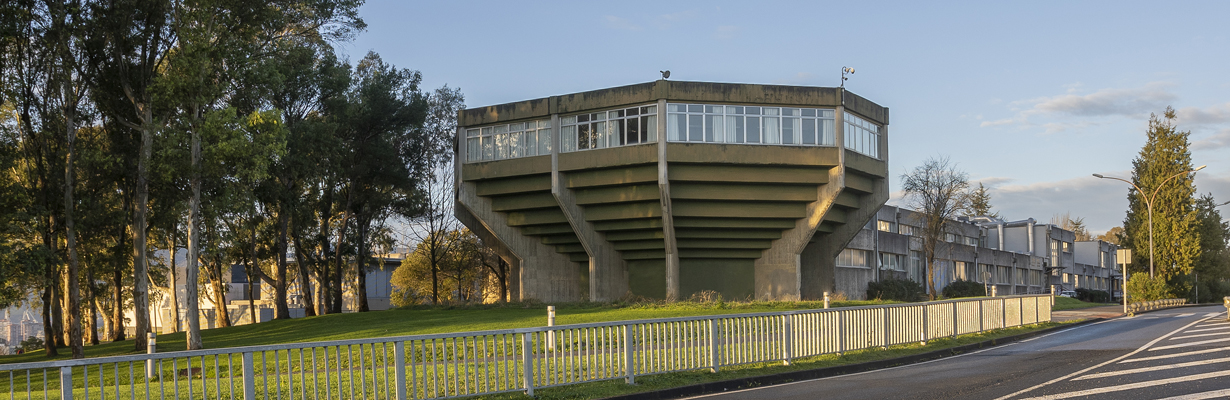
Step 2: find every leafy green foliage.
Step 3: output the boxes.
[19,337,45,352]
[867,278,926,302]
[1127,273,1172,302]
[1074,288,1111,303]
[966,182,999,218]
[941,279,986,299]
[1122,107,1200,284]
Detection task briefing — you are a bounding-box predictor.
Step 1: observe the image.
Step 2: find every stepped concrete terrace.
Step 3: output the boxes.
[454,80,889,302]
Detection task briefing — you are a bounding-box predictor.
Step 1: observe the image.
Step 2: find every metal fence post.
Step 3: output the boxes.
[951,302,958,337]
[1019,297,1024,326]
[921,305,928,345]
[146,332,156,379]
[881,307,889,349]
[837,311,845,356]
[979,300,985,332]
[782,315,793,366]
[1001,298,1007,329]
[709,319,720,373]
[242,352,256,400]
[624,325,636,384]
[394,341,408,400]
[60,366,73,400]
[522,333,535,396]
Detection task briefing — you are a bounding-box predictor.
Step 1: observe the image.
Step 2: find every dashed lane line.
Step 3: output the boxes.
[1072,356,1230,381]
[1184,326,1230,334]
[1176,313,1195,318]
[1121,346,1230,363]
[1156,388,1230,400]
[993,316,1211,400]
[1170,331,1230,341]
[1014,370,1230,400]
[1150,337,1230,352]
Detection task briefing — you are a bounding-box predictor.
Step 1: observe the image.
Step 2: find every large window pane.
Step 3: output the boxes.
[625,117,639,144]
[669,114,686,141]
[705,115,723,142]
[746,116,761,143]
[762,116,780,144]
[540,128,552,154]
[802,118,816,145]
[821,119,835,145]
[611,118,624,146]
[783,117,800,144]
[688,114,703,142]
[482,136,493,160]
[524,131,537,156]
[643,115,657,142]
[578,124,591,150]
[727,115,744,143]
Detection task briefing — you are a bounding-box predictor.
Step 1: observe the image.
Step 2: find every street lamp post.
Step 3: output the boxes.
[1093,165,1205,278]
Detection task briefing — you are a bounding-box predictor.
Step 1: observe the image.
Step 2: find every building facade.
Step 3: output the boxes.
[455,80,890,302]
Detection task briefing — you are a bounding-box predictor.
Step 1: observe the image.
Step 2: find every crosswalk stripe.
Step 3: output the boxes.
[1074,357,1230,380]
[1175,313,1195,317]
[1150,337,1230,351]
[1185,326,1230,333]
[1172,332,1230,341]
[1204,313,1225,318]
[1015,370,1230,400]
[1122,347,1230,363]
[1156,388,1230,400]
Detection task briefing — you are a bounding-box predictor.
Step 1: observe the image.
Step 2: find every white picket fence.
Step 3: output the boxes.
[0,294,1052,399]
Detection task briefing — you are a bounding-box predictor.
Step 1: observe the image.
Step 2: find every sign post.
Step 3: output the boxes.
[1117,248,1132,315]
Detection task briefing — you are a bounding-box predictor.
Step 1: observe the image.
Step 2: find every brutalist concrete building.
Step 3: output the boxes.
[454,80,889,302]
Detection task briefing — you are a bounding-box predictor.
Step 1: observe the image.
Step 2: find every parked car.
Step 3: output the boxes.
[1058,291,1077,298]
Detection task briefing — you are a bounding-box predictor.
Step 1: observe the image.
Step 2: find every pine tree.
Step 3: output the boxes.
[1121,107,1201,294]
[967,183,999,218]
[1193,194,1229,302]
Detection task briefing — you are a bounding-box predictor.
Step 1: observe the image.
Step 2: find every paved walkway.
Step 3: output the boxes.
[1052,305,1125,322]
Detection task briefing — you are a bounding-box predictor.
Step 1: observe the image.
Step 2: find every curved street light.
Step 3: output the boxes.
[1093,164,1206,278]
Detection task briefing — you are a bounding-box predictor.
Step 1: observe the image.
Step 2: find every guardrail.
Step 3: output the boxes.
[0,294,1051,399]
[1127,298,1187,314]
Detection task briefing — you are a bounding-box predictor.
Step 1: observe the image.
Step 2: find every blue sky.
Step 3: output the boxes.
[345,1,1230,234]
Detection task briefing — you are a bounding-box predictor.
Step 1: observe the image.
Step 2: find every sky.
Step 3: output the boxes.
[343,1,1230,235]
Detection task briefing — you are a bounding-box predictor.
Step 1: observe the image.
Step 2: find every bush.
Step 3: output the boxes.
[1075,288,1111,303]
[20,336,43,352]
[942,279,986,299]
[1127,273,1171,302]
[867,278,925,302]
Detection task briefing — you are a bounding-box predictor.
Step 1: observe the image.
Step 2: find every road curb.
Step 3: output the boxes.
[599,319,1103,400]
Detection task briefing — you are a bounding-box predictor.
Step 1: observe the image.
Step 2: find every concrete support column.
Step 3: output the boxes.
[656,98,681,301]
[552,116,629,301]
[456,189,581,302]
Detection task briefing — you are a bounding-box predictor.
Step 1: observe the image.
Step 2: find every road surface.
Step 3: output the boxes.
[687,305,1230,400]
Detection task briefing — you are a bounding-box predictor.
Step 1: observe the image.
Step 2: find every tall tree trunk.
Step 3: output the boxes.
[274,207,290,319]
[210,257,230,328]
[111,264,124,342]
[247,258,257,324]
[167,225,179,332]
[41,285,57,356]
[356,216,369,312]
[89,297,100,345]
[330,191,352,313]
[185,124,202,350]
[132,121,152,351]
[62,98,83,357]
[291,231,316,317]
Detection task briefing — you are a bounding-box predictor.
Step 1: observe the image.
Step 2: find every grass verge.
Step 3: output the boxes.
[1052,297,1117,311]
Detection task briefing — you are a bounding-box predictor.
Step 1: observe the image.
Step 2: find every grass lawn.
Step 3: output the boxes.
[1,299,898,365]
[1052,296,1117,311]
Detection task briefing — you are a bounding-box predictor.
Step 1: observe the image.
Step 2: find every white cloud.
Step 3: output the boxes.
[973,176,1015,188]
[980,82,1177,131]
[1192,128,1230,151]
[989,175,1130,234]
[1177,103,1230,126]
[603,15,642,31]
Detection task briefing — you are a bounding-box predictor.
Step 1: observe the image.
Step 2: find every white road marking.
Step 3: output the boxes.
[1184,326,1230,334]
[1171,331,1230,341]
[1203,313,1225,318]
[682,321,1114,400]
[994,316,1211,400]
[1015,370,1230,400]
[1150,337,1230,351]
[1156,388,1230,400]
[1073,357,1230,380]
[1176,313,1195,318]
[1121,346,1230,363]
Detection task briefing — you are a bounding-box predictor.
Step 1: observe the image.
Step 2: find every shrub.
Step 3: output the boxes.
[1127,273,1171,302]
[942,279,986,299]
[1075,288,1111,303]
[20,336,44,352]
[867,278,926,302]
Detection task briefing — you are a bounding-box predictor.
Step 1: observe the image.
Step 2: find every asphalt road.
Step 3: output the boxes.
[686,305,1230,400]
